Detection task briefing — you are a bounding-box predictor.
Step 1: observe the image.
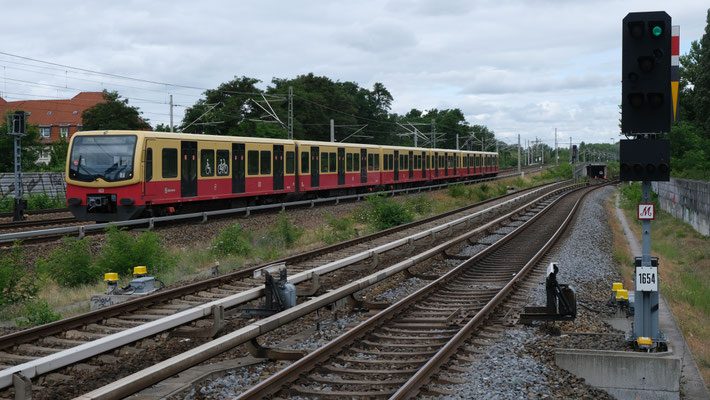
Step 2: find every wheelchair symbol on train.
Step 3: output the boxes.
[218,158,228,175]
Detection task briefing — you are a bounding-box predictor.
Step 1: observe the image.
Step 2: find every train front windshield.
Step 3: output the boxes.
[68,135,137,182]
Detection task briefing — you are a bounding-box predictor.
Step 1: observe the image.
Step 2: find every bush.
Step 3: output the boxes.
[273,210,303,248]
[365,194,414,230]
[37,237,101,287]
[619,182,658,207]
[405,195,433,216]
[15,299,61,327]
[320,212,357,244]
[447,184,467,198]
[94,225,174,275]
[0,243,39,306]
[212,224,253,256]
[27,193,65,210]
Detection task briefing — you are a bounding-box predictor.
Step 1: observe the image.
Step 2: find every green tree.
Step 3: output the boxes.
[181,76,265,136]
[0,115,42,172]
[82,90,152,131]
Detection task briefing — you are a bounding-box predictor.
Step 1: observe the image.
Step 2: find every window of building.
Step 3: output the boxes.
[286,151,295,174]
[216,150,230,176]
[201,149,215,176]
[301,151,309,173]
[162,148,178,178]
[248,150,259,175]
[260,150,271,175]
[60,126,69,139]
[40,126,51,139]
[329,152,336,172]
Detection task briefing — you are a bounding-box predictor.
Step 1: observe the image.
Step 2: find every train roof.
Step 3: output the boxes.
[71,130,296,145]
[294,140,380,149]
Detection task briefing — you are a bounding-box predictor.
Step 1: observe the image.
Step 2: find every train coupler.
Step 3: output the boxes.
[519,262,576,324]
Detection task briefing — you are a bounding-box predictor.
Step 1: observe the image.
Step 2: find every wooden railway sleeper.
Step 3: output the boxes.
[246,338,306,361]
[170,305,224,339]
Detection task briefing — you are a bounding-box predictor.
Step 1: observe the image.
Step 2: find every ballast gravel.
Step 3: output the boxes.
[424,185,622,399]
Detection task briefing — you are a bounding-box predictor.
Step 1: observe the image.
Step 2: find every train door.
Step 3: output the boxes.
[421,151,426,179]
[181,141,197,197]
[393,150,399,181]
[434,152,438,177]
[311,146,319,188]
[444,152,449,176]
[408,151,414,179]
[273,145,284,191]
[232,143,245,194]
[467,155,470,175]
[360,149,367,184]
[338,148,345,185]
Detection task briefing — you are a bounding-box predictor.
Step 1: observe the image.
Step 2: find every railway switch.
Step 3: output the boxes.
[519,262,577,324]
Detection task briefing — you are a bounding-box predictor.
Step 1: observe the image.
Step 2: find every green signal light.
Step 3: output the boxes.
[652,26,662,36]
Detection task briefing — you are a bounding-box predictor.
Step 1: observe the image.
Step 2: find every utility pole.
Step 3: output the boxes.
[456,134,459,150]
[517,134,521,173]
[8,111,26,221]
[330,119,335,142]
[570,137,573,163]
[169,94,174,132]
[288,86,294,140]
[431,119,436,148]
[555,128,558,165]
[541,138,544,164]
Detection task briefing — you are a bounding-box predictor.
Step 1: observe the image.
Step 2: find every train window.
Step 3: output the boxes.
[426,155,430,169]
[162,148,178,178]
[389,154,394,170]
[217,150,230,176]
[346,153,353,172]
[321,152,328,173]
[145,148,153,182]
[329,152,336,172]
[368,154,373,171]
[404,155,408,169]
[354,153,360,171]
[375,154,380,170]
[201,149,215,177]
[301,151,309,173]
[260,150,271,175]
[286,151,295,174]
[248,150,259,175]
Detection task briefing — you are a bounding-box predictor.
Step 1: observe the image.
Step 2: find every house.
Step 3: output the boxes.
[0,92,105,143]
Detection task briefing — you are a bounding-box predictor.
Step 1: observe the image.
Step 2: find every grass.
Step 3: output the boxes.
[611,184,710,386]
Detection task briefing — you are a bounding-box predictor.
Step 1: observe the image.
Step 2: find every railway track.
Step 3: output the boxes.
[0,180,576,399]
[0,166,550,246]
[237,181,597,399]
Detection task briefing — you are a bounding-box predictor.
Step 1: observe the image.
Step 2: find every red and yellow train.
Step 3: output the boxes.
[65,131,499,221]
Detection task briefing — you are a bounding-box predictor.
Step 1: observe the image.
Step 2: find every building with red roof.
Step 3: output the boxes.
[0,92,105,143]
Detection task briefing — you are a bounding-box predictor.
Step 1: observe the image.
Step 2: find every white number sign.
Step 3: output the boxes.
[638,203,655,220]
[636,266,658,292]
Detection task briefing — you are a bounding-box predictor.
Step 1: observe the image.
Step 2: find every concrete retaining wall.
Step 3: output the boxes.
[0,172,66,200]
[652,178,710,236]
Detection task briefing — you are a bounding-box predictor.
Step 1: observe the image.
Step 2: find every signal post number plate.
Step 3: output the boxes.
[638,203,655,220]
[636,266,658,292]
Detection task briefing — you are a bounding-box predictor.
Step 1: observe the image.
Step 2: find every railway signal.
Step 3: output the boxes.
[620,11,674,349]
[622,11,671,134]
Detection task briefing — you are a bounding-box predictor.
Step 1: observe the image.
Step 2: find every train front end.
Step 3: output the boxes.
[65,131,146,221]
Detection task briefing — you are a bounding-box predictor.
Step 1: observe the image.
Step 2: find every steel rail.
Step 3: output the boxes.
[0,170,535,244]
[391,182,614,399]
[75,183,582,400]
[0,182,571,391]
[233,180,588,400]
[0,179,565,353]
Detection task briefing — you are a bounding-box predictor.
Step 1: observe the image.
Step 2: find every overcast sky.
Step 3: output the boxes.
[1,1,708,149]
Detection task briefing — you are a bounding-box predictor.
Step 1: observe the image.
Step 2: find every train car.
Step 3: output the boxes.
[66,130,500,222]
[294,141,381,193]
[66,131,297,221]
